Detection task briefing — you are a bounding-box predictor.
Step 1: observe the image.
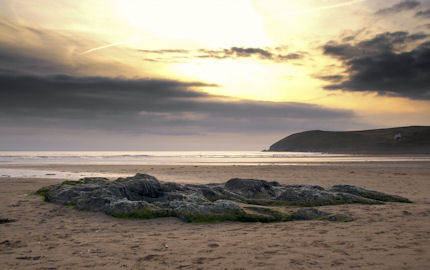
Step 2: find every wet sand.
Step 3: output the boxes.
[1,163,430,269]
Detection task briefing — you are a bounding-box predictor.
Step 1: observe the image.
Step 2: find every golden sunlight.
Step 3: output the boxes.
[113,0,272,48]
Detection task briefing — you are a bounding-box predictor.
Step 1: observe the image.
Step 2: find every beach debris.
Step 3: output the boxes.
[0,218,16,224]
[35,173,412,223]
[16,256,41,260]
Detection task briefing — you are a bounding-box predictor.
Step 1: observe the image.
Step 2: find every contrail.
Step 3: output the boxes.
[79,37,143,55]
[285,0,366,16]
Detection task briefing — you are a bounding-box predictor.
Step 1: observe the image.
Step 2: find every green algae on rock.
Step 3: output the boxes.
[35,173,411,223]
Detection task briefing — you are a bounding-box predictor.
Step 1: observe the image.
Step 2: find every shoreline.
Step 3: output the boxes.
[1,152,430,169]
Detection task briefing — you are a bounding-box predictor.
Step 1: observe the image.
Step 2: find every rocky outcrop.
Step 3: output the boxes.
[36,173,411,223]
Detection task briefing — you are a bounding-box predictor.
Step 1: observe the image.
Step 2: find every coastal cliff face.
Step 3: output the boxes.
[269,126,430,154]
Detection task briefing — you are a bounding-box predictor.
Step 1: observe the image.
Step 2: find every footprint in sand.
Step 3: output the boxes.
[140,254,162,261]
[0,240,26,248]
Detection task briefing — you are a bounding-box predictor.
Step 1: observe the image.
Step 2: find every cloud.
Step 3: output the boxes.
[0,71,355,135]
[323,31,428,59]
[322,32,430,100]
[0,19,78,74]
[0,44,72,75]
[226,47,273,59]
[285,0,366,16]
[316,75,345,82]
[375,0,421,15]
[0,17,357,149]
[0,18,143,77]
[139,49,190,54]
[198,47,276,60]
[416,8,430,18]
[139,47,305,62]
[79,38,143,55]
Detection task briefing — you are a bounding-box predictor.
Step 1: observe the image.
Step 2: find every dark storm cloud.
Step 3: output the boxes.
[322,32,430,100]
[416,8,430,18]
[375,0,421,15]
[0,72,354,134]
[139,47,305,62]
[323,31,428,59]
[0,73,210,113]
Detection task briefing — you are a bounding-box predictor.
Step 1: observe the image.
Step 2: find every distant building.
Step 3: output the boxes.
[394,133,403,141]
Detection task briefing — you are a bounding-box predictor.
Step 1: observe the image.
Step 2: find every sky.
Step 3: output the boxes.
[0,0,430,150]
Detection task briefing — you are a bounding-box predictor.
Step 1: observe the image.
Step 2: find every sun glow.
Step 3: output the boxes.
[166,58,325,102]
[113,0,272,48]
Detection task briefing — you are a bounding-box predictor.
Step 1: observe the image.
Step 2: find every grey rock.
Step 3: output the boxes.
[225,178,280,199]
[276,186,383,206]
[79,177,110,183]
[328,185,412,203]
[38,174,411,223]
[225,179,382,206]
[171,200,245,222]
[106,199,152,215]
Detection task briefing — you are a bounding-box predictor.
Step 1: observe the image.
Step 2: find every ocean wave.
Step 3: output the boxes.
[0,151,428,165]
[0,152,332,160]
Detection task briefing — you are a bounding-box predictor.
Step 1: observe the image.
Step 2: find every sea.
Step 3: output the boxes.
[1,151,429,179]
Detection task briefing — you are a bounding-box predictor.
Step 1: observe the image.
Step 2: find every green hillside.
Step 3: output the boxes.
[269,126,430,154]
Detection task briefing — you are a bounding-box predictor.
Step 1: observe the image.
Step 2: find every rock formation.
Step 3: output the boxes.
[36,173,411,223]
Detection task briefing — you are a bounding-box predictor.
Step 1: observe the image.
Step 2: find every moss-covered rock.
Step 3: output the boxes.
[328,185,412,203]
[35,174,411,223]
[35,185,53,201]
[61,177,110,186]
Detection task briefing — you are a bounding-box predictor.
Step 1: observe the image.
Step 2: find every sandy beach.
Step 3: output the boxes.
[1,162,430,269]
[2,0,430,268]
